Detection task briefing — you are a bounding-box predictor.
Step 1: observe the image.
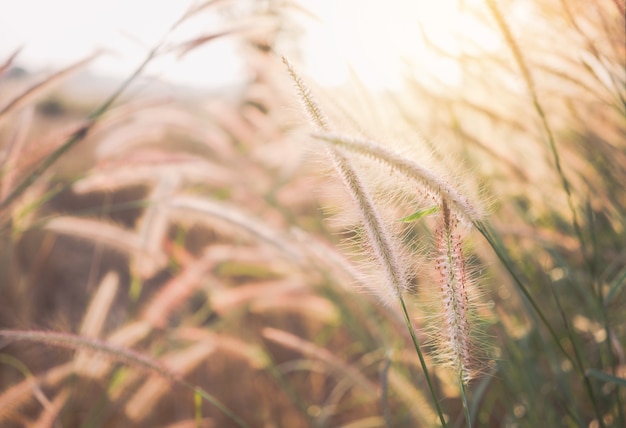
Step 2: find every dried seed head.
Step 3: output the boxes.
[433,200,479,384]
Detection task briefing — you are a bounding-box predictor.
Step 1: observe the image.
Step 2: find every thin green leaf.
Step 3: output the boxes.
[398,206,439,223]
[586,369,626,388]
[604,264,626,306]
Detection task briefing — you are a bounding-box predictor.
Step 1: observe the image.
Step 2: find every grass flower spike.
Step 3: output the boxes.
[283,56,450,427]
[434,200,477,385]
[282,57,410,303]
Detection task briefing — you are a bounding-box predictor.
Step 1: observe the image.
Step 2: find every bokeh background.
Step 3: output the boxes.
[1,0,624,427]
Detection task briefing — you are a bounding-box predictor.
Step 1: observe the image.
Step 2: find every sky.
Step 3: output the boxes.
[0,0,502,91]
[0,0,242,88]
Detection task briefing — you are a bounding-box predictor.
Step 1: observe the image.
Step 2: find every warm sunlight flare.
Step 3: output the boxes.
[298,0,502,90]
[1,0,502,91]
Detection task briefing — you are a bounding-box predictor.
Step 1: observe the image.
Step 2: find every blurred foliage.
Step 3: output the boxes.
[0,0,624,427]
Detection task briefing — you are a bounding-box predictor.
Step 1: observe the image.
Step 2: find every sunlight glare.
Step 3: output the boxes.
[297,0,502,90]
[0,0,502,92]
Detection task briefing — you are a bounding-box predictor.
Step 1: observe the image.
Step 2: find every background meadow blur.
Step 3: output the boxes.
[0,0,624,427]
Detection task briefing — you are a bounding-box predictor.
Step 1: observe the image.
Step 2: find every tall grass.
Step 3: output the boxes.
[0,0,624,427]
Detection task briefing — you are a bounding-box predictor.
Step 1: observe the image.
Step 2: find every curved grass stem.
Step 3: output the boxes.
[0,329,251,428]
[473,220,606,427]
[397,295,448,427]
[459,375,472,428]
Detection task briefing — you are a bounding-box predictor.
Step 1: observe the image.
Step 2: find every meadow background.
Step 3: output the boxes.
[0,0,624,427]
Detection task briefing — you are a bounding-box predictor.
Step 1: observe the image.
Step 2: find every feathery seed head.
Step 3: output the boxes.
[313,133,482,225]
[433,200,478,384]
[282,56,329,131]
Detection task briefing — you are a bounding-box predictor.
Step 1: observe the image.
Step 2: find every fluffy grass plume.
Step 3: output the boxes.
[433,200,480,385]
[283,57,411,303]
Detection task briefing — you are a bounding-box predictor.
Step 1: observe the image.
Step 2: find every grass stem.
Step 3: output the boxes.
[397,295,448,427]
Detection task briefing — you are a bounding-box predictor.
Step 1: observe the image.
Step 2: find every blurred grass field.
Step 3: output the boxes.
[0,0,624,427]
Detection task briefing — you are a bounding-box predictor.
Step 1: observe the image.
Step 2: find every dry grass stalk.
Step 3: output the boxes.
[0,119,89,218]
[43,216,167,276]
[141,248,220,328]
[289,227,370,292]
[78,271,119,338]
[73,272,120,376]
[210,279,307,315]
[133,174,180,277]
[0,330,177,381]
[32,388,70,428]
[386,367,437,426]
[73,150,234,193]
[167,194,305,263]
[0,52,100,125]
[0,107,33,201]
[105,321,153,349]
[92,104,237,160]
[0,48,22,78]
[262,327,379,398]
[124,341,216,422]
[0,364,74,424]
[176,327,269,369]
[249,294,339,324]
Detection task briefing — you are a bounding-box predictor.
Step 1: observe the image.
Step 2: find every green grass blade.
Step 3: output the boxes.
[398,206,439,223]
[586,369,626,388]
[604,264,626,306]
